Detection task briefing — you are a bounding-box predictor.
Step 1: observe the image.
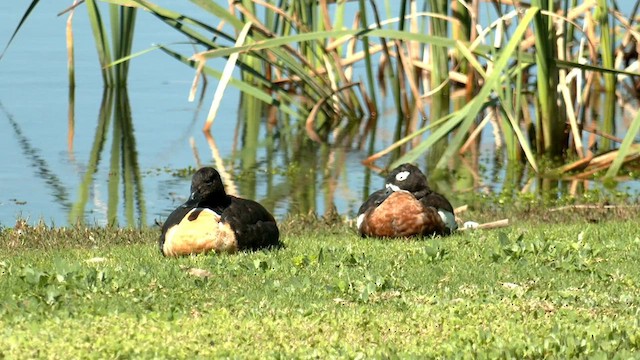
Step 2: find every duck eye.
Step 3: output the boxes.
[395,171,410,182]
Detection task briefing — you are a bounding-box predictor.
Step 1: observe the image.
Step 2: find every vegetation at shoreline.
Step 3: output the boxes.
[104,0,640,178]
[1,213,640,357]
[6,1,640,177]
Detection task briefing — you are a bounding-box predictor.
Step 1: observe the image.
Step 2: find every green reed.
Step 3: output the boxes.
[596,0,616,151]
[532,0,562,157]
[425,0,451,175]
[358,0,378,111]
[85,0,137,86]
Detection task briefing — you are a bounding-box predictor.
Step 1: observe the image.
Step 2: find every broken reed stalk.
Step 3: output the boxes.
[203,22,252,133]
[454,204,468,214]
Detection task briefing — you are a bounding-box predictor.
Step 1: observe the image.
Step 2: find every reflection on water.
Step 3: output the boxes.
[1,102,71,209]
[67,88,146,226]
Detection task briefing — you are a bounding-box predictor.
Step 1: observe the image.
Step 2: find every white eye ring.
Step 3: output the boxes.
[395,171,410,182]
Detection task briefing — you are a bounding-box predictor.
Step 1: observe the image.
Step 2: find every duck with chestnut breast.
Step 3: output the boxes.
[159,167,280,256]
[357,163,457,238]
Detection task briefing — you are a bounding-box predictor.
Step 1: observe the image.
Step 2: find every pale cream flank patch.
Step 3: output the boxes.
[163,208,238,256]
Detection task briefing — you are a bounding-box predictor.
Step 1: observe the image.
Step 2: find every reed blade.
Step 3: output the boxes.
[0,0,41,60]
[86,0,114,86]
[157,45,304,120]
[532,0,562,157]
[604,110,640,179]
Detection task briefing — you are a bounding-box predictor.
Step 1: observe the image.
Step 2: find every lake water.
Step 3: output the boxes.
[0,2,638,227]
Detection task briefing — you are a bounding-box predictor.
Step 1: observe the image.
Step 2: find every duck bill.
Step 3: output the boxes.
[188,191,203,204]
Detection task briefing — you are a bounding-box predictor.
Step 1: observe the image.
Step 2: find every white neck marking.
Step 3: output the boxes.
[385,183,400,192]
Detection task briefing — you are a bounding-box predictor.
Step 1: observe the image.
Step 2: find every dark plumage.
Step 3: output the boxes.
[357,163,457,238]
[159,167,280,256]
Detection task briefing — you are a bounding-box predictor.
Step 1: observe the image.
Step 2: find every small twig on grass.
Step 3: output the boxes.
[454,205,468,214]
[453,205,510,232]
[457,219,510,231]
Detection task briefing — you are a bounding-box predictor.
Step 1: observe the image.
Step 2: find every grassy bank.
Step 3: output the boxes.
[1,216,639,358]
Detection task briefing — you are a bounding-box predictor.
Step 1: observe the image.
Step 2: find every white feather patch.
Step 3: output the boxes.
[438,210,458,231]
[356,213,365,230]
[395,171,409,181]
[385,183,401,192]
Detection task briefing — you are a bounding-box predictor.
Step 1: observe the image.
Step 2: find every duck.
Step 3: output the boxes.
[159,167,280,256]
[356,163,457,238]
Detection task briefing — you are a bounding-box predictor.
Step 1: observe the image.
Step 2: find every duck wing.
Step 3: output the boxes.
[358,188,394,215]
[357,188,393,231]
[418,191,457,233]
[221,196,280,250]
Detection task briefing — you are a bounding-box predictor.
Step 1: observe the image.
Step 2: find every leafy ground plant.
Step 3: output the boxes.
[1,216,640,358]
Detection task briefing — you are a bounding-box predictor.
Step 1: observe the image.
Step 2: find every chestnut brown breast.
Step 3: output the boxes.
[359,191,447,238]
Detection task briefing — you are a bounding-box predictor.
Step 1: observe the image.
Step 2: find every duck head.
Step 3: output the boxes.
[384,163,430,196]
[188,167,228,206]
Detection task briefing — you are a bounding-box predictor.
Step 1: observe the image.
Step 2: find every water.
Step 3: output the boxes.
[0,1,374,226]
[0,2,232,225]
[0,2,638,227]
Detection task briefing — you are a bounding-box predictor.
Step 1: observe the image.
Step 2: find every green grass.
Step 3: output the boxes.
[1,217,640,358]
